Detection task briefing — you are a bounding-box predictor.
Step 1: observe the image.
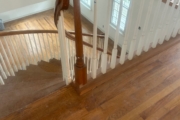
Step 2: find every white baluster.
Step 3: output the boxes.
[0,41,15,76]
[23,34,33,64]
[46,33,53,59]
[130,0,146,57]
[173,19,180,36]
[57,11,71,85]
[120,0,134,64]
[152,0,170,48]
[110,0,122,69]
[101,0,112,74]
[145,0,162,51]
[14,35,26,70]
[67,37,73,79]
[0,63,7,79]
[18,35,30,66]
[167,1,180,39]
[142,0,155,52]
[37,34,45,60]
[8,36,22,70]
[0,75,5,85]
[87,52,90,74]
[51,33,56,59]
[42,33,49,62]
[55,34,61,60]
[28,34,38,65]
[3,37,18,72]
[164,0,178,41]
[158,0,175,44]
[91,0,98,78]
[0,53,10,76]
[33,34,41,62]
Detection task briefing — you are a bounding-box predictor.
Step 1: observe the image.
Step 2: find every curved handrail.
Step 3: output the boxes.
[0,30,58,36]
[67,31,105,38]
[54,0,69,27]
[0,29,119,58]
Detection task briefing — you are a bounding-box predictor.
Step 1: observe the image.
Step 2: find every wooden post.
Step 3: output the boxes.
[73,0,87,85]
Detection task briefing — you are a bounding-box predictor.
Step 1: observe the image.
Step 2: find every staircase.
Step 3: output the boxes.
[0,59,65,118]
[1,0,180,90]
[1,0,180,119]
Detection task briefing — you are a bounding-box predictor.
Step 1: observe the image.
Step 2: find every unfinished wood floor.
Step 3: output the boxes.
[2,30,180,120]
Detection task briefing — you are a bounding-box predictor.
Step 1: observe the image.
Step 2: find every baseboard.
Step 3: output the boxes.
[0,0,55,23]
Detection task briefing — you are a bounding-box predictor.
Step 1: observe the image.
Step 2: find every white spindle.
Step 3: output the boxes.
[87,53,90,74]
[101,0,112,74]
[0,41,15,76]
[42,33,49,62]
[33,34,41,62]
[91,0,98,79]
[120,0,134,64]
[14,35,26,70]
[0,53,10,76]
[46,34,53,59]
[23,34,34,64]
[3,37,18,72]
[110,0,122,69]
[172,2,180,37]
[0,63,7,79]
[129,0,145,57]
[55,34,61,60]
[137,0,154,55]
[28,34,38,65]
[0,75,5,85]
[166,1,180,40]
[145,0,162,51]
[158,0,175,44]
[67,37,73,79]
[163,0,178,42]
[9,36,22,70]
[57,11,71,85]
[37,34,45,60]
[18,35,30,66]
[51,33,56,58]
[152,0,170,48]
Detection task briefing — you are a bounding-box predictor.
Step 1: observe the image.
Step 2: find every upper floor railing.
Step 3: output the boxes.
[54,0,180,88]
[0,0,180,90]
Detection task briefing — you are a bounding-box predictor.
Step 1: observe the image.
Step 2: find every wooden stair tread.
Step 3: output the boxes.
[0,60,65,119]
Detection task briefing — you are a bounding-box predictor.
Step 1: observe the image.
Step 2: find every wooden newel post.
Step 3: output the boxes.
[73,0,87,85]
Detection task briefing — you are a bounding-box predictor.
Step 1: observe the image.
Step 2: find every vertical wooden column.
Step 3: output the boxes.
[73,0,87,85]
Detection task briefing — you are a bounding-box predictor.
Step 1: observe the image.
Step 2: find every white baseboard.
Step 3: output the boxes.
[0,0,55,23]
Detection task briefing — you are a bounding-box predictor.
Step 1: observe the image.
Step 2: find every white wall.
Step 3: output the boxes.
[0,0,55,23]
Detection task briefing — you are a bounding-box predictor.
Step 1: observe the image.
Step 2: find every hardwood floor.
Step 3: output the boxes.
[1,33,180,120]
[1,6,180,120]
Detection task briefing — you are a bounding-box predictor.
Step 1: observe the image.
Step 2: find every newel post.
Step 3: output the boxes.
[73,0,87,85]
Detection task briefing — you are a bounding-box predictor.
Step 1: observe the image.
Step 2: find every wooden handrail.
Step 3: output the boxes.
[0,30,58,36]
[67,31,105,38]
[54,0,69,27]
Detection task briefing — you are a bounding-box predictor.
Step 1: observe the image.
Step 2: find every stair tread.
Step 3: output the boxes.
[0,60,65,119]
